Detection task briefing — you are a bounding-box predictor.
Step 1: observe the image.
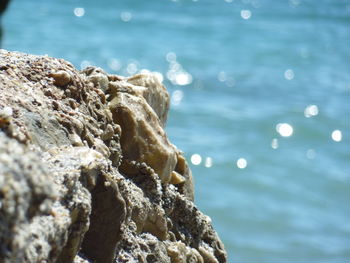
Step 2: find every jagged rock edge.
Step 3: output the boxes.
[0,50,227,263]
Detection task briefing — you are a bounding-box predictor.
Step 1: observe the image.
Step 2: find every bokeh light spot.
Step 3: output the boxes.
[121,12,132,22]
[80,60,92,70]
[108,59,121,71]
[276,123,293,137]
[304,105,319,118]
[166,52,177,62]
[205,157,213,168]
[331,130,342,142]
[171,90,184,106]
[218,71,227,82]
[126,62,138,75]
[271,138,279,149]
[191,154,202,165]
[241,10,252,19]
[237,158,247,169]
[175,72,192,86]
[284,69,294,80]
[74,7,85,17]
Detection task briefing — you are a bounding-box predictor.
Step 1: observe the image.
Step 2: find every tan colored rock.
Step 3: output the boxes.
[106,73,194,200]
[83,67,109,92]
[127,73,170,126]
[174,151,194,200]
[49,70,72,86]
[108,78,177,184]
[0,50,227,263]
[166,241,204,263]
[170,171,186,185]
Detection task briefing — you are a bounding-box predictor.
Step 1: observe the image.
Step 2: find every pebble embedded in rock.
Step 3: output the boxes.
[49,70,71,87]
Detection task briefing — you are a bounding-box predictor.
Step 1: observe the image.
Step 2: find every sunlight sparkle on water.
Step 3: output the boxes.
[166,52,177,62]
[127,62,138,75]
[80,60,92,70]
[191,154,202,165]
[166,60,193,86]
[205,157,213,168]
[276,123,293,137]
[271,138,279,149]
[237,158,247,169]
[108,59,121,71]
[241,10,252,19]
[331,130,342,142]
[289,0,301,7]
[74,7,85,17]
[218,71,227,82]
[304,105,319,118]
[121,12,132,22]
[175,72,192,86]
[169,61,181,72]
[171,90,184,106]
[306,149,316,159]
[284,69,294,80]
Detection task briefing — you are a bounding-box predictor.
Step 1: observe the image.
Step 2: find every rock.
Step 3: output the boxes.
[108,83,178,184]
[49,70,72,87]
[106,73,194,199]
[0,50,227,263]
[126,73,170,126]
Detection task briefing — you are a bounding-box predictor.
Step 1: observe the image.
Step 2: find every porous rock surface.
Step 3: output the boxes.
[0,50,227,263]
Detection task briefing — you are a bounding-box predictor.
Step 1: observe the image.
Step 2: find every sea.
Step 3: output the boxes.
[3,0,350,262]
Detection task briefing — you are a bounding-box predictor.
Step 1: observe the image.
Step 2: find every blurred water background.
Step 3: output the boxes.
[3,0,350,262]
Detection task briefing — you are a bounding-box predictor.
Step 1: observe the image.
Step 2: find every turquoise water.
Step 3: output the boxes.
[3,0,350,262]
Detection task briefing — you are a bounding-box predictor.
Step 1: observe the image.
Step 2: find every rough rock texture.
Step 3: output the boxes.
[0,50,227,263]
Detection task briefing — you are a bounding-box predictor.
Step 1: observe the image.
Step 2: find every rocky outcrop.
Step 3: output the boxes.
[0,50,226,263]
